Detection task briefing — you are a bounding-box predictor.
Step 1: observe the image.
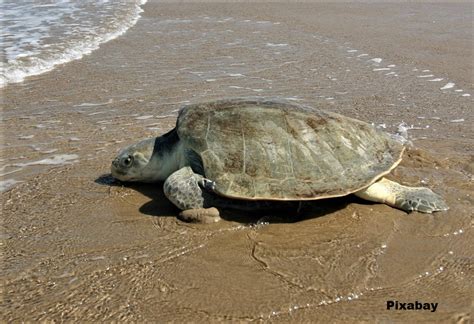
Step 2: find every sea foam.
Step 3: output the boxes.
[0,0,148,87]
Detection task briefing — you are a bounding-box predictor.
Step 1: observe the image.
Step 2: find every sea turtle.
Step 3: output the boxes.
[111,98,448,223]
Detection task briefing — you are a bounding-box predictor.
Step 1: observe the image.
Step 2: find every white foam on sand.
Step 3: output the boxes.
[428,78,444,82]
[73,99,113,107]
[373,68,391,71]
[13,154,79,167]
[155,115,176,119]
[266,43,288,47]
[392,122,414,144]
[462,94,471,97]
[440,82,455,90]
[370,58,382,63]
[1,1,148,87]
[18,135,34,140]
[40,149,59,154]
[135,115,154,120]
[0,179,22,192]
[418,74,434,78]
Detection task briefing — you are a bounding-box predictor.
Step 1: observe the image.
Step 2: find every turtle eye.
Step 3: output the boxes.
[121,155,133,167]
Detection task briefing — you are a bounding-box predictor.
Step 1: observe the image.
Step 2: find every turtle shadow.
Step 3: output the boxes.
[218,197,351,224]
[95,174,351,224]
[95,174,178,217]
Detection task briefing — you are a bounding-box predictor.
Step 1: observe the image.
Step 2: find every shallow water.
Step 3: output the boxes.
[1,2,472,322]
[0,0,146,86]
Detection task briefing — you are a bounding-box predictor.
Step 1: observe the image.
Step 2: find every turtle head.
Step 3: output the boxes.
[111,130,182,183]
[111,138,158,182]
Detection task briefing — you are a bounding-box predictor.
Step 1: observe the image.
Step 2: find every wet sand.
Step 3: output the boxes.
[1,2,472,322]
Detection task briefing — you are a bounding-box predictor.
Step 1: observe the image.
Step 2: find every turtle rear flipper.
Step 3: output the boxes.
[396,187,449,213]
[355,178,449,213]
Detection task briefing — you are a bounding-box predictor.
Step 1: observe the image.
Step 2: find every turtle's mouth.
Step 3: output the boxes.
[110,162,129,180]
[111,169,127,176]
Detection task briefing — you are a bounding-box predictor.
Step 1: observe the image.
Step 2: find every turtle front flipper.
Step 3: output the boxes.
[163,167,221,223]
[354,177,449,213]
[179,207,220,224]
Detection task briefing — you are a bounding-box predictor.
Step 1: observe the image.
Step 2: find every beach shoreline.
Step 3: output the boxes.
[2,1,472,322]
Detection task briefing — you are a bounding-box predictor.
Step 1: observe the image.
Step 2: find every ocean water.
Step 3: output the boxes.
[0,0,147,87]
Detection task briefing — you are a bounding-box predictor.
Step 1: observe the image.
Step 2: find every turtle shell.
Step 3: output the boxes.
[176,98,404,201]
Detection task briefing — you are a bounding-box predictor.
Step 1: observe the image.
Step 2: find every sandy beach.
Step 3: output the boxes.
[2,1,472,322]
